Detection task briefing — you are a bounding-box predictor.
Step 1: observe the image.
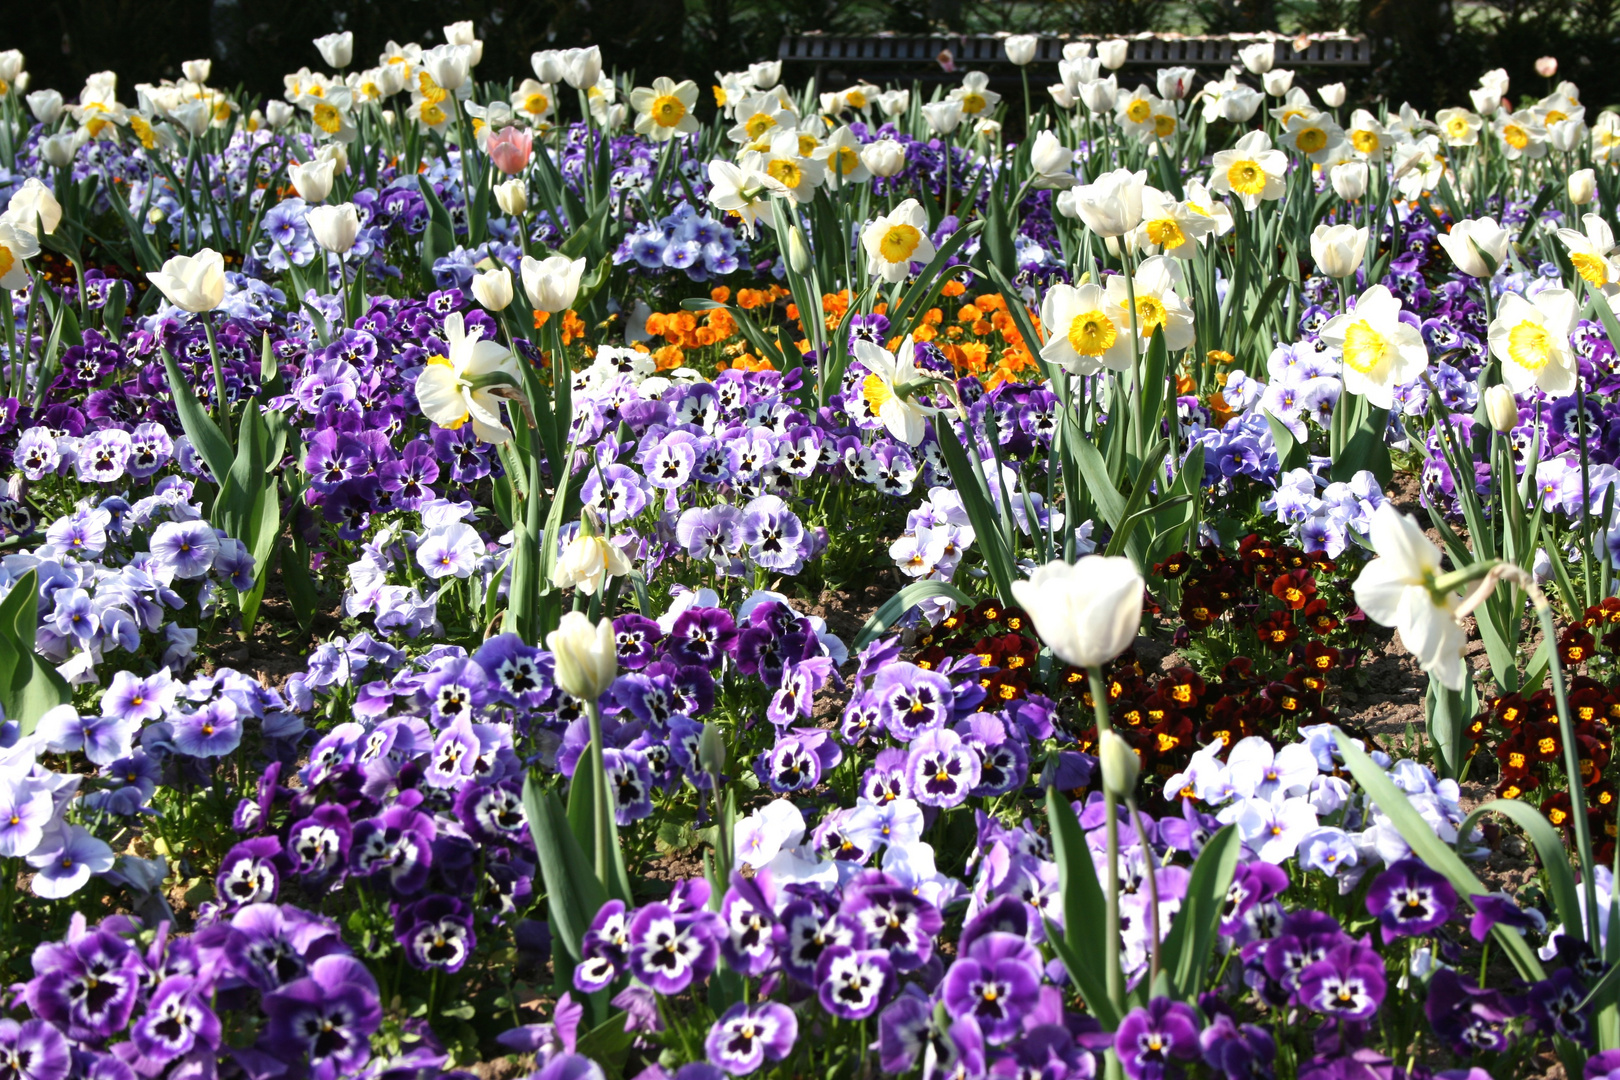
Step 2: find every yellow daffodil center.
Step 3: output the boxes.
[1226,160,1266,196]
[130,115,157,150]
[419,74,447,104]
[1546,109,1568,125]
[651,94,687,128]
[1146,218,1186,250]
[1507,320,1552,371]
[879,223,922,263]
[313,103,342,134]
[1343,320,1392,374]
[1572,252,1611,287]
[1502,124,1529,150]
[1445,116,1471,139]
[846,89,868,109]
[1068,310,1117,356]
[1126,98,1152,124]
[745,113,775,138]
[1136,296,1168,336]
[1154,114,1176,138]
[525,92,550,116]
[1351,130,1380,154]
[213,101,232,122]
[0,244,14,279]
[713,85,727,107]
[420,103,446,127]
[1295,127,1327,153]
[831,146,860,176]
[798,133,819,156]
[960,92,987,115]
[767,158,803,189]
[862,373,895,413]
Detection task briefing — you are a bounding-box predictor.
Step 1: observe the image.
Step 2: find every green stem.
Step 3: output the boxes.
[204,318,234,441]
[585,698,614,886]
[1087,668,1125,1014]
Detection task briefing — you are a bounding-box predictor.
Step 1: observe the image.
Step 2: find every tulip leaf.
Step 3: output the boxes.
[1157,823,1240,1004]
[1045,787,1120,1027]
[1332,727,1547,981]
[565,748,633,904]
[522,770,608,963]
[1458,799,1581,949]
[888,220,984,332]
[853,581,974,651]
[162,348,234,489]
[932,414,1018,604]
[1263,411,1307,475]
[0,570,71,737]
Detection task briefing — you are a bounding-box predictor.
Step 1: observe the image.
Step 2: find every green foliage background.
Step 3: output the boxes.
[9,0,1620,113]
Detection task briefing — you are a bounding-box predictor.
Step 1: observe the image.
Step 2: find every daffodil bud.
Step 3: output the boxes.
[787,227,811,276]
[1098,729,1141,797]
[1570,168,1597,207]
[698,721,727,778]
[1484,383,1519,433]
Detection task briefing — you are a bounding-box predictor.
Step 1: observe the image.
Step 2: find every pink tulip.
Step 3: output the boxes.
[487,126,533,175]
[1535,56,1558,78]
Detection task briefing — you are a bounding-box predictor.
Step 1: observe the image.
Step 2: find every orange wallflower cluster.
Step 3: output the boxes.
[921,290,1042,388]
[531,309,589,345]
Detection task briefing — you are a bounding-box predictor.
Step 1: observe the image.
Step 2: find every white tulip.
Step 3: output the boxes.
[1469,85,1502,117]
[521,254,587,313]
[1069,167,1146,237]
[1156,65,1196,101]
[181,59,211,84]
[1238,41,1275,74]
[1352,504,1467,692]
[147,248,226,313]
[546,611,618,701]
[1436,216,1510,278]
[4,178,62,236]
[495,177,529,216]
[306,202,360,254]
[1484,383,1519,433]
[1096,39,1129,70]
[748,60,782,90]
[39,132,77,169]
[1262,68,1294,96]
[471,266,514,311]
[1318,82,1346,108]
[921,100,963,135]
[1570,167,1597,206]
[1004,34,1039,66]
[532,50,567,85]
[266,100,296,129]
[860,138,907,178]
[314,32,354,69]
[1098,729,1141,797]
[1063,42,1093,61]
[289,157,336,203]
[27,89,63,125]
[1028,129,1074,184]
[1011,556,1144,669]
[563,46,602,89]
[1079,76,1119,114]
[443,21,482,65]
[1309,223,1368,279]
[424,44,471,91]
[1330,160,1368,201]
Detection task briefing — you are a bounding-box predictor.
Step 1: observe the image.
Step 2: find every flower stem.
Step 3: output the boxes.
[1087,667,1125,1013]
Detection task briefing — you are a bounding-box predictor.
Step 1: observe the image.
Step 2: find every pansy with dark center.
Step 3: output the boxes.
[1364,857,1457,942]
[1297,939,1386,1022]
[815,945,895,1020]
[704,1001,797,1075]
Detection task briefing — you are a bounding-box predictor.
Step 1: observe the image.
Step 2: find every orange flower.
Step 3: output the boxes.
[737,288,768,310]
[975,293,1007,312]
[957,304,982,324]
[922,308,944,326]
[533,310,551,329]
[941,279,967,298]
[1175,373,1196,395]
[654,344,685,370]
[711,285,731,304]
[971,319,993,336]
[645,312,668,336]
[914,324,938,342]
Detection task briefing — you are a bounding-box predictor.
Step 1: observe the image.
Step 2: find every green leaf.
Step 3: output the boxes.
[1263,411,1307,475]
[0,570,71,736]
[279,542,319,630]
[1046,787,1121,1028]
[1458,799,1583,949]
[889,221,985,331]
[933,414,1018,604]
[162,349,233,486]
[1157,824,1240,1002]
[522,771,608,963]
[853,581,974,651]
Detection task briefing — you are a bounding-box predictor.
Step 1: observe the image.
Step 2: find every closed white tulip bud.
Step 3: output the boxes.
[27,89,63,125]
[546,611,618,702]
[787,228,811,276]
[1098,729,1141,798]
[314,32,354,69]
[1096,39,1129,70]
[1310,223,1368,279]
[495,178,528,216]
[147,248,226,312]
[532,49,567,85]
[425,44,470,90]
[563,46,602,89]
[172,100,212,138]
[472,266,514,311]
[443,21,481,64]
[39,132,76,168]
[1062,42,1093,61]
[1238,41,1274,74]
[1004,34,1039,66]
[1262,68,1294,96]
[1484,383,1519,433]
[182,59,211,84]
[1438,217,1510,278]
[921,100,963,134]
[1318,82,1346,108]
[289,157,337,203]
[307,202,360,253]
[1217,84,1263,122]
[5,178,62,236]
[1048,83,1076,109]
[318,141,350,175]
[748,60,782,89]
[0,51,23,83]
[1079,77,1119,114]
[1469,85,1501,117]
[1570,167,1597,206]
[860,138,907,177]
[1330,160,1368,201]
[12,72,26,94]
[521,253,587,313]
[1156,65,1196,101]
[266,100,295,129]
[1029,129,1072,177]
[1010,555,1144,669]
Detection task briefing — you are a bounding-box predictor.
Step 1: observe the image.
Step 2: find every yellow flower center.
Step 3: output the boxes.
[1502,124,1530,150]
[313,103,342,134]
[862,373,895,413]
[712,85,727,107]
[831,146,860,176]
[130,115,157,150]
[1445,116,1471,139]
[1342,320,1391,375]
[960,92,987,115]
[745,113,775,138]
[1146,218,1186,250]
[1546,109,1568,125]
[1154,114,1176,138]
[419,73,447,105]
[797,133,820,156]
[1572,251,1611,287]
[1136,296,1168,336]
[878,223,922,263]
[651,94,687,128]
[0,244,14,279]
[525,92,550,116]
[1126,99,1152,124]
[213,101,232,122]
[847,89,868,109]
[1295,127,1327,154]
[1351,130,1380,154]
[1068,310,1117,356]
[767,158,803,189]
[1507,320,1552,371]
[420,102,446,127]
[1226,160,1266,196]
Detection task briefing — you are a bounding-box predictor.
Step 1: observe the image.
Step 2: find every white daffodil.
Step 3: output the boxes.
[630,76,700,141]
[1105,254,1196,351]
[1038,282,1133,375]
[1282,109,1345,163]
[1489,288,1578,399]
[1555,213,1617,289]
[812,126,870,189]
[759,129,825,204]
[0,219,40,290]
[412,310,522,443]
[948,71,1001,117]
[852,336,935,446]
[862,199,935,283]
[1493,110,1548,160]
[1319,284,1429,409]
[1209,130,1287,210]
[1346,109,1391,159]
[706,158,784,238]
[1352,503,1467,691]
[1435,107,1482,147]
[1182,178,1234,238]
[1134,187,1217,259]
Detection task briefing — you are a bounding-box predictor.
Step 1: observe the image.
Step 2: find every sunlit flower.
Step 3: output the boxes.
[412,311,521,442]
